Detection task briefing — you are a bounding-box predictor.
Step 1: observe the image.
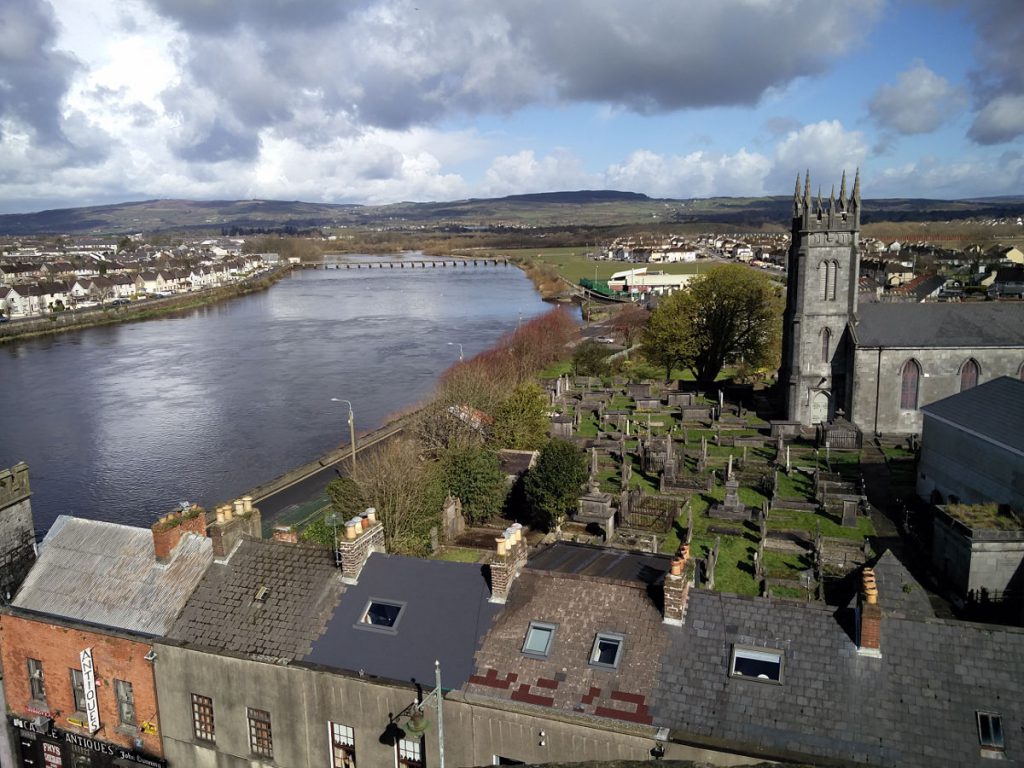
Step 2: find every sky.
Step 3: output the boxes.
[1,0,1022,214]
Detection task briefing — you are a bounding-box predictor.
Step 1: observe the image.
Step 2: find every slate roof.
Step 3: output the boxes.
[303,553,501,688]
[12,515,213,636]
[654,575,1024,766]
[167,538,344,661]
[921,376,1024,455]
[853,302,1024,348]
[464,566,667,726]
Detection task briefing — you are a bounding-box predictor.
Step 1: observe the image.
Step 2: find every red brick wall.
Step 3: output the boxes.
[0,612,162,756]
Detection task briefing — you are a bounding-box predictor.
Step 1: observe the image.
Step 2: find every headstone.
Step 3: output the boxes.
[786,446,791,474]
[841,498,859,528]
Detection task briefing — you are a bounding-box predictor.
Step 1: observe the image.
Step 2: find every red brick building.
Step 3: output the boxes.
[2,512,213,768]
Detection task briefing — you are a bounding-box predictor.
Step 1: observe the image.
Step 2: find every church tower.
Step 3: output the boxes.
[779,170,860,426]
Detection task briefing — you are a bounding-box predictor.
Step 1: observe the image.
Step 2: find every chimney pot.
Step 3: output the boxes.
[365,507,376,523]
[242,495,253,513]
[345,521,358,540]
[233,499,245,515]
[496,537,508,557]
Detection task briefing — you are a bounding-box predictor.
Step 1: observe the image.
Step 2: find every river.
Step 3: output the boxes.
[0,259,550,534]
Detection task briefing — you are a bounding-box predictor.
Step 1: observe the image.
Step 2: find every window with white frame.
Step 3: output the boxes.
[589,632,624,668]
[330,721,356,767]
[397,737,423,768]
[729,646,783,683]
[977,711,1005,752]
[191,693,215,742]
[521,621,556,658]
[247,707,273,758]
[115,679,135,726]
[69,668,87,713]
[27,659,46,702]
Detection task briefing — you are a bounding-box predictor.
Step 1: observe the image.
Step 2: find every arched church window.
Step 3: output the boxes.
[829,260,839,301]
[900,360,921,410]
[819,261,828,301]
[960,359,979,392]
[821,328,831,362]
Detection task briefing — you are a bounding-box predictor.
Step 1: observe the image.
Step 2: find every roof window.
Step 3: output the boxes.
[730,645,783,684]
[589,632,624,669]
[522,622,556,658]
[357,599,405,633]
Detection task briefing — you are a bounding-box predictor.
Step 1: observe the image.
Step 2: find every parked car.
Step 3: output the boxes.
[109,298,131,305]
[596,336,616,343]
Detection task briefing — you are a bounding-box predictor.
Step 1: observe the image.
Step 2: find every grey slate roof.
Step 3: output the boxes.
[303,552,501,688]
[921,376,1024,455]
[167,538,344,661]
[12,515,213,636]
[654,585,1024,766]
[853,302,1024,348]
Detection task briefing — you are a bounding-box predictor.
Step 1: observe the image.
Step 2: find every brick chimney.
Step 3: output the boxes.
[336,508,386,584]
[207,497,263,559]
[857,567,882,657]
[663,544,692,626]
[152,506,208,564]
[488,523,528,603]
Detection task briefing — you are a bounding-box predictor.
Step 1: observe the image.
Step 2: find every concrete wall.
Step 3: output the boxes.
[851,345,1024,435]
[917,416,1024,509]
[154,644,762,768]
[931,514,1024,598]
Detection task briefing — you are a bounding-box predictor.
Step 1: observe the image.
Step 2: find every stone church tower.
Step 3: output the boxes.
[779,170,860,425]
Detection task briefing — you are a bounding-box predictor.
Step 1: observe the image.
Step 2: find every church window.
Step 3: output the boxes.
[819,261,828,300]
[821,328,831,362]
[960,359,979,392]
[900,360,921,410]
[829,260,839,301]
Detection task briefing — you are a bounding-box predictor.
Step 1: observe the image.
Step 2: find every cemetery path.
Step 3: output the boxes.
[860,443,902,553]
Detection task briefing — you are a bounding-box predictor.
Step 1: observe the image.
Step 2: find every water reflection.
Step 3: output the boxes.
[0,264,548,533]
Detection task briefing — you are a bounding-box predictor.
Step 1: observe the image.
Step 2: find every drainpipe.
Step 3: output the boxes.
[873,347,883,436]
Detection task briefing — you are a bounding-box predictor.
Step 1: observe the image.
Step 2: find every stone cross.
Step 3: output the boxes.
[718,389,724,410]
[625,418,630,437]
[727,454,734,481]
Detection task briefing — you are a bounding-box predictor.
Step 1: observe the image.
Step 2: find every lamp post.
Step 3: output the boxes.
[330,398,357,471]
[325,512,340,567]
[446,342,463,361]
[396,660,445,768]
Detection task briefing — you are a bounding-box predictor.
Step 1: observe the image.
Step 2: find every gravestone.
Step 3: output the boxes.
[710,456,749,521]
[841,498,859,528]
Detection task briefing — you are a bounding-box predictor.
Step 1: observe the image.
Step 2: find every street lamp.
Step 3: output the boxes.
[446,342,463,361]
[392,660,446,768]
[330,398,357,471]
[324,512,341,567]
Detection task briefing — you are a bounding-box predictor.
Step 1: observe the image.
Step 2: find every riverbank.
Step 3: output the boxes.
[0,265,292,345]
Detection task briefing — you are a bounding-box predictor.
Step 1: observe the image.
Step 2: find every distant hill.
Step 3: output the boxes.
[0,191,1021,236]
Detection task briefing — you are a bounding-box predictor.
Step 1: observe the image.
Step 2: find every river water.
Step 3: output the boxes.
[0,259,549,534]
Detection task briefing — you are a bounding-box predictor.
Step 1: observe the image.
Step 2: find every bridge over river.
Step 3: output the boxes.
[303,257,508,269]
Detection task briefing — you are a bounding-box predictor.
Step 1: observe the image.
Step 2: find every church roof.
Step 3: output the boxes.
[921,376,1024,455]
[853,302,1024,348]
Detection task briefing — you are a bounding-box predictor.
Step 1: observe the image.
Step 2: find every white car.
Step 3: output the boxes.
[596,336,616,343]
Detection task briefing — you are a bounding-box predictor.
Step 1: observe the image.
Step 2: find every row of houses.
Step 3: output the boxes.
[0,257,268,317]
[0,464,1020,768]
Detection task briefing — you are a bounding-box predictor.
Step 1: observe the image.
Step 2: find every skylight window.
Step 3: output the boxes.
[522,622,556,658]
[730,646,783,683]
[357,599,405,633]
[590,632,624,669]
[977,712,1005,751]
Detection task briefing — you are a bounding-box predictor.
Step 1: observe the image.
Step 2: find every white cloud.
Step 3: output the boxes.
[968,94,1024,146]
[605,148,771,198]
[770,120,868,193]
[481,150,592,198]
[869,62,964,135]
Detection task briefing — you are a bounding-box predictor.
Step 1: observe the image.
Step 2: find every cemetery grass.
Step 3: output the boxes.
[436,546,486,563]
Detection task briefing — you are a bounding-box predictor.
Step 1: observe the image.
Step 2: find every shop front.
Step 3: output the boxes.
[10,716,167,768]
